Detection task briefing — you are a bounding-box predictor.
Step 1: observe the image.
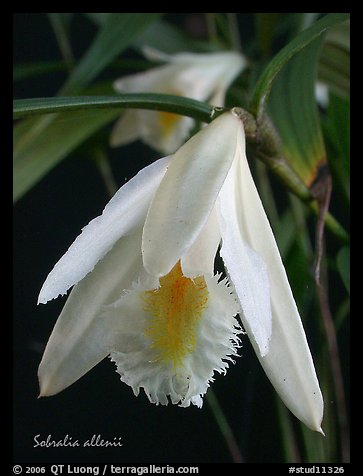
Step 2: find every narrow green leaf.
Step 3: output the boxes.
[295,13,321,33]
[83,13,111,26]
[250,13,349,120]
[336,247,350,293]
[60,13,163,95]
[275,396,301,462]
[324,93,350,200]
[13,94,215,123]
[318,20,350,100]
[13,108,119,203]
[47,13,74,68]
[13,91,218,203]
[132,19,217,54]
[268,38,326,186]
[255,13,280,56]
[13,61,69,81]
[13,13,162,202]
[276,208,300,259]
[285,239,313,307]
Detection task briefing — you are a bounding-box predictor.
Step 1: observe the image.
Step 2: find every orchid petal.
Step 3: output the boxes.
[115,50,245,104]
[171,54,245,104]
[141,48,246,100]
[257,309,324,432]
[38,156,170,304]
[142,112,240,277]
[181,206,221,278]
[141,46,172,63]
[110,101,194,154]
[38,230,158,397]
[112,50,245,154]
[108,271,240,407]
[137,110,194,155]
[237,152,323,430]
[113,64,196,154]
[219,116,323,432]
[109,110,141,147]
[113,63,183,94]
[217,157,272,357]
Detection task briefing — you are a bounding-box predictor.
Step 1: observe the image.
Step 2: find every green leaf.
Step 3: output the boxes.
[133,19,217,54]
[83,13,111,26]
[13,13,163,202]
[60,13,163,95]
[13,108,120,203]
[47,13,74,68]
[285,238,313,307]
[86,16,221,54]
[255,13,280,56]
[12,91,218,203]
[324,93,350,200]
[268,38,326,186]
[336,246,350,293]
[13,94,215,122]
[250,13,349,120]
[295,13,321,33]
[318,20,350,100]
[13,61,69,82]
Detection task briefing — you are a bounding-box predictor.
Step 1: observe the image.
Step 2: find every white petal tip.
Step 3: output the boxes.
[38,369,62,398]
[38,378,49,397]
[37,290,65,306]
[317,427,326,436]
[37,285,49,305]
[37,384,50,398]
[38,378,60,398]
[38,390,55,398]
[38,278,72,304]
[37,295,48,305]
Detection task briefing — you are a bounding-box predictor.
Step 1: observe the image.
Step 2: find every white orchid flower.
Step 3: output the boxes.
[110,48,246,154]
[38,110,323,432]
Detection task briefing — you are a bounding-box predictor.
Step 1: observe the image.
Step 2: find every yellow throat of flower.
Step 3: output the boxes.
[142,261,209,368]
[158,110,181,138]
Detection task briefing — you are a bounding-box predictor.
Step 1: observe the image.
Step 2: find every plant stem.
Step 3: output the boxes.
[227,13,242,51]
[206,389,244,463]
[47,14,74,70]
[246,111,349,244]
[13,95,217,123]
[276,397,302,463]
[91,148,118,198]
[205,13,218,44]
[316,276,350,463]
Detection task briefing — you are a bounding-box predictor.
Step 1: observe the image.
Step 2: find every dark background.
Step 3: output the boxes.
[13,13,349,464]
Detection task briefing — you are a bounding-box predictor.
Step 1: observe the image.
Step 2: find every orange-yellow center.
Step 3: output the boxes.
[142,261,208,368]
[159,110,181,137]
